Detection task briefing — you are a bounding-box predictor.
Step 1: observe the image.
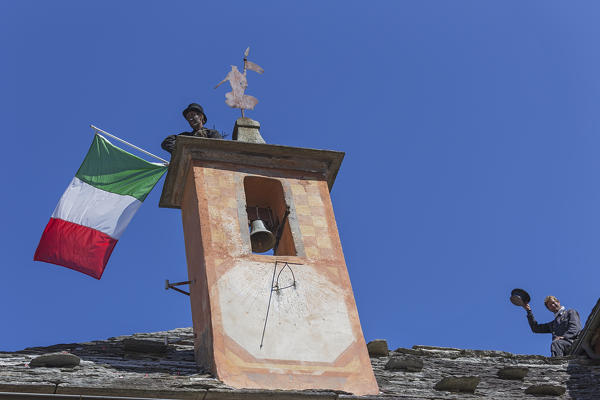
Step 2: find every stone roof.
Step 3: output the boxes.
[571,298,600,358]
[2,328,600,399]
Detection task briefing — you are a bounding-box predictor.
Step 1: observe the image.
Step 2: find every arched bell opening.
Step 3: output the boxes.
[243,176,296,256]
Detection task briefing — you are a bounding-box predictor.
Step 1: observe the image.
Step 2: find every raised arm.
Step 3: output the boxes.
[523,304,552,334]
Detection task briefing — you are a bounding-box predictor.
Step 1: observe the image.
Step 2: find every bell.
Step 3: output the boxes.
[250,219,276,253]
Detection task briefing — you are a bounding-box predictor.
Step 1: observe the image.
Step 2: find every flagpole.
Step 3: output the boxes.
[90,125,169,165]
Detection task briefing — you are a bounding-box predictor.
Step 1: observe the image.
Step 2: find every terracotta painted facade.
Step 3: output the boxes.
[160,137,379,395]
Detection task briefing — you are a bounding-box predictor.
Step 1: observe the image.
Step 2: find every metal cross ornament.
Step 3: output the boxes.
[215,47,264,117]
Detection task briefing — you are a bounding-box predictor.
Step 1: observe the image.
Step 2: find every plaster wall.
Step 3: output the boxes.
[180,161,378,395]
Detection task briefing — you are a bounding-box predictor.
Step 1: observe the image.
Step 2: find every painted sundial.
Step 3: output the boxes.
[217,260,355,363]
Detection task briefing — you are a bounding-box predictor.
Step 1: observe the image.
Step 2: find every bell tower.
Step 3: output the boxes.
[159,120,379,395]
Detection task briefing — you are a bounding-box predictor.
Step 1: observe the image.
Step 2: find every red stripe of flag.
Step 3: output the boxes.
[34,218,118,279]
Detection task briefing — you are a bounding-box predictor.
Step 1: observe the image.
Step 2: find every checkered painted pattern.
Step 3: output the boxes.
[200,167,245,257]
[198,166,339,262]
[289,180,339,262]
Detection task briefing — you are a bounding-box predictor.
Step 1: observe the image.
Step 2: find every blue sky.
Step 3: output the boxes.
[2,1,599,357]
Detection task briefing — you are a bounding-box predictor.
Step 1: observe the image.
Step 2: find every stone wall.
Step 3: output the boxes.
[2,328,600,399]
[370,344,600,399]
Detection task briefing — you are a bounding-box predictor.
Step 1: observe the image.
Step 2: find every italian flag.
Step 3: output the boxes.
[34,134,167,279]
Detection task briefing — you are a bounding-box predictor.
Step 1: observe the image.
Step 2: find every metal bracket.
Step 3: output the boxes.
[165,279,191,296]
[272,206,291,253]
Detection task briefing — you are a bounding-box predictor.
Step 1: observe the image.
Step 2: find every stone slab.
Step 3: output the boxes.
[159,137,344,209]
[3,328,600,399]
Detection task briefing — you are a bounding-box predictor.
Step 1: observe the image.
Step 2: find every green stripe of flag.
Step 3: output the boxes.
[75,134,167,202]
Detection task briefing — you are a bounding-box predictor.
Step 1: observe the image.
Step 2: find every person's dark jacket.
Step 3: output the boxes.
[527,308,582,342]
[161,128,222,154]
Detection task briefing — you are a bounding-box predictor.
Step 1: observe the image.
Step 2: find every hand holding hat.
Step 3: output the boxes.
[510,288,531,308]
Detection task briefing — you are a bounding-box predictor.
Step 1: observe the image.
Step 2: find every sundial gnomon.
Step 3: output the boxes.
[259,261,301,349]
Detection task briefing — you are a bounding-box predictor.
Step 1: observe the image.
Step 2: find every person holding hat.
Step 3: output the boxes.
[161,103,222,154]
[522,295,581,357]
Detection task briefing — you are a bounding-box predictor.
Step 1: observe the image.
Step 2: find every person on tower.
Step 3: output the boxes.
[522,295,581,357]
[161,103,222,154]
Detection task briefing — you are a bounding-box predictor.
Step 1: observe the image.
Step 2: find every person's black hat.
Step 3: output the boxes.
[510,288,531,306]
[182,103,207,123]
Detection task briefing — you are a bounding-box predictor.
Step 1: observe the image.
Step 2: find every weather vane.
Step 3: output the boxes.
[215,47,264,118]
